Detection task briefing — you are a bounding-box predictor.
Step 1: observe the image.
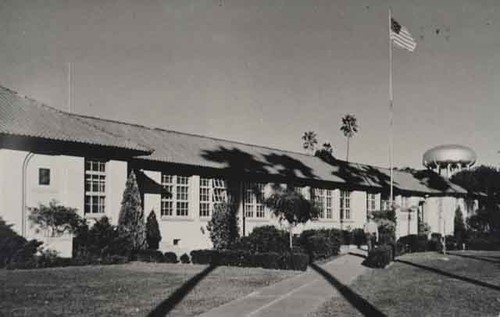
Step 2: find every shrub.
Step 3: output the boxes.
[164,252,179,263]
[146,210,161,250]
[73,216,130,259]
[297,229,341,261]
[397,234,428,254]
[180,253,190,264]
[28,200,83,237]
[466,237,500,250]
[236,226,289,253]
[190,249,308,271]
[428,233,443,252]
[0,217,43,268]
[135,249,164,262]
[207,203,239,250]
[362,245,392,268]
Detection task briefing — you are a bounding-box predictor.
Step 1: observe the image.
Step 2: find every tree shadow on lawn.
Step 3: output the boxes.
[447,252,500,264]
[395,259,500,292]
[309,263,387,317]
[147,264,218,317]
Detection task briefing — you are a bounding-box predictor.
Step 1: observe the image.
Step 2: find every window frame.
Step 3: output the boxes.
[38,168,51,186]
[244,182,266,219]
[161,174,190,217]
[199,177,227,218]
[340,190,352,220]
[312,188,334,220]
[84,159,106,215]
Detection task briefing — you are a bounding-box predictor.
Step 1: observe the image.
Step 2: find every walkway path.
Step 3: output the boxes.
[199,249,368,317]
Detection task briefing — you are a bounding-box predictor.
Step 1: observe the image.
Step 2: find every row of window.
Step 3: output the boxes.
[77,160,390,218]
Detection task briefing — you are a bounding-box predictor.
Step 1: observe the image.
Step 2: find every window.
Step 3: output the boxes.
[199,178,227,217]
[340,190,351,220]
[312,188,334,220]
[367,193,377,214]
[85,160,106,214]
[38,168,50,185]
[161,175,190,217]
[244,183,266,218]
[381,196,391,211]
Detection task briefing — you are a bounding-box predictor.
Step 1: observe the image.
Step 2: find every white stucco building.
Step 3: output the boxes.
[0,86,478,257]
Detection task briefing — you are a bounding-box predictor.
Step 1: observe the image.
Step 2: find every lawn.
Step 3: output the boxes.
[0,262,299,317]
[311,251,500,317]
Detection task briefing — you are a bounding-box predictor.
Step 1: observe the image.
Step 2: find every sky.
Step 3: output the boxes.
[1,0,499,169]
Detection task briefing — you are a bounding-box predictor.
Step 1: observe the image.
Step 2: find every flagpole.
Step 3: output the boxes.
[388,9,394,208]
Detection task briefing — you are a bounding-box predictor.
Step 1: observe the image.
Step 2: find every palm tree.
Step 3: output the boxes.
[302,131,318,155]
[322,142,333,154]
[340,114,358,161]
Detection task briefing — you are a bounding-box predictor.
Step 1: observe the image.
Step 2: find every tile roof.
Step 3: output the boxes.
[72,113,467,196]
[0,86,151,153]
[0,85,467,196]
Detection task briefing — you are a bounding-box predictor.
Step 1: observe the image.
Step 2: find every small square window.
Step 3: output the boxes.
[39,168,50,185]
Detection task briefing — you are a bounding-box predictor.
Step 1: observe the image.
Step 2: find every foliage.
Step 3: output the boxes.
[264,186,320,248]
[28,200,83,237]
[454,207,466,242]
[397,234,428,255]
[73,216,130,259]
[0,217,43,268]
[146,210,162,250]
[362,245,392,268]
[340,114,359,161]
[418,222,431,235]
[466,236,500,250]
[207,203,240,250]
[164,252,179,263]
[302,131,318,154]
[190,249,309,271]
[118,170,146,252]
[451,165,500,200]
[371,209,396,244]
[296,229,341,261]
[466,205,500,234]
[234,225,288,253]
[135,249,165,262]
[180,253,191,264]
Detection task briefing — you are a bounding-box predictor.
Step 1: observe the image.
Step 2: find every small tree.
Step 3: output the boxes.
[118,171,146,252]
[264,186,320,249]
[146,210,162,250]
[29,200,83,237]
[207,203,239,250]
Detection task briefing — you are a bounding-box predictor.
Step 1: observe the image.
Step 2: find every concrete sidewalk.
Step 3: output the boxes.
[199,250,368,317]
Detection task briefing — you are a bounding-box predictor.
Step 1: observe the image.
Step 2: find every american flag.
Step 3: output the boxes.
[390,18,416,52]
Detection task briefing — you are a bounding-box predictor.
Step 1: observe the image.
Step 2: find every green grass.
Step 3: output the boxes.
[311,251,500,317]
[0,262,299,316]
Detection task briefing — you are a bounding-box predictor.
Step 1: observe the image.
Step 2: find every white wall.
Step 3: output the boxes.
[0,149,129,257]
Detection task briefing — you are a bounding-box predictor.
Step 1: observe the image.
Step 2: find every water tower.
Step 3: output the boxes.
[423,144,477,178]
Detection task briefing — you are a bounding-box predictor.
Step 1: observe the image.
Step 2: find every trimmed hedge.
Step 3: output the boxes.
[180,253,190,264]
[466,237,500,250]
[397,234,428,254]
[135,249,165,263]
[190,249,309,271]
[362,245,392,268]
[164,252,179,263]
[297,229,341,261]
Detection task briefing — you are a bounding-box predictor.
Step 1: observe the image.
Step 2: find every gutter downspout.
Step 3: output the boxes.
[21,152,35,237]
